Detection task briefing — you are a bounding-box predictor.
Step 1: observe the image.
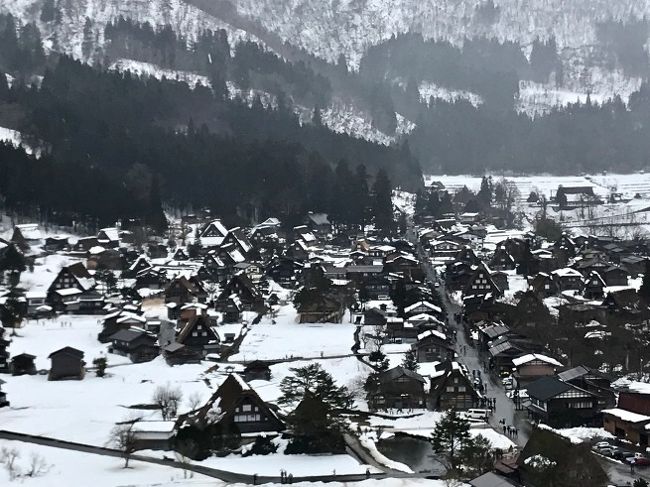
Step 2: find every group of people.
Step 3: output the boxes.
[498,418,519,438]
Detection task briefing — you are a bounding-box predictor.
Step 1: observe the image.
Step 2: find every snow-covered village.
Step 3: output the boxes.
[1,172,650,487]
[6,0,650,486]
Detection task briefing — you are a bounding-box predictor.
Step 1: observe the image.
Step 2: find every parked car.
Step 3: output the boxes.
[592,442,613,455]
[612,449,636,461]
[626,453,650,466]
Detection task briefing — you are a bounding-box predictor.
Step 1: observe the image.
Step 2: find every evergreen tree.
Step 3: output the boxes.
[312,105,322,126]
[40,0,57,23]
[351,164,369,226]
[402,349,419,371]
[0,244,26,275]
[634,479,649,487]
[372,169,394,235]
[477,176,493,208]
[459,434,494,478]
[147,173,168,232]
[82,18,94,61]
[430,409,473,471]
[279,363,353,409]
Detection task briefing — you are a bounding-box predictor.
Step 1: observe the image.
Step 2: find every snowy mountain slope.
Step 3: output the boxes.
[233,0,650,67]
[0,0,261,60]
[4,0,650,139]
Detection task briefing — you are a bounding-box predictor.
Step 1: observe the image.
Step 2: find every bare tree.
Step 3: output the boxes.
[153,384,183,420]
[186,391,202,412]
[25,453,50,477]
[1,447,20,480]
[110,420,139,468]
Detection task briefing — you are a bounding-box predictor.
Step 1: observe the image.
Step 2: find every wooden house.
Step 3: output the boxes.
[0,378,8,407]
[176,315,220,356]
[44,235,69,252]
[490,246,516,271]
[305,212,331,234]
[109,329,160,363]
[97,227,121,248]
[512,354,563,387]
[464,264,501,297]
[412,330,455,363]
[428,361,479,410]
[266,257,303,286]
[243,360,272,382]
[184,374,284,436]
[48,347,85,381]
[162,342,202,365]
[295,290,344,324]
[11,353,36,376]
[551,267,583,291]
[123,255,152,279]
[367,366,427,410]
[0,329,9,373]
[582,271,606,300]
[164,276,207,305]
[87,247,122,271]
[601,266,629,287]
[222,227,253,258]
[47,262,100,312]
[526,376,600,427]
[217,273,264,312]
[557,366,616,410]
[602,408,650,447]
[98,310,147,343]
[529,272,559,298]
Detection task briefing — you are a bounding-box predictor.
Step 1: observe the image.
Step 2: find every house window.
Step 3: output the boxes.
[234,413,262,423]
[458,386,466,392]
[242,404,252,412]
[446,386,455,392]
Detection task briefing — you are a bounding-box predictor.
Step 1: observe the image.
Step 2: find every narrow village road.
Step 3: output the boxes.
[412,225,529,448]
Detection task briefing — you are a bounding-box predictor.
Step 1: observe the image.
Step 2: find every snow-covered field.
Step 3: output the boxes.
[0,439,213,486]
[229,319,356,361]
[1,357,212,445]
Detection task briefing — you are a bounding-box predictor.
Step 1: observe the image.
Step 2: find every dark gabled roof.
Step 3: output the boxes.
[557,365,613,384]
[66,262,92,279]
[109,328,151,343]
[469,472,521,487]
[557,365,590,383]
[526,376,572,401]
[12,353,36,360]
[162,342,185,353]
[177,315,219,344]
[379,366,426,384]
[307,213,330,226]
[48,346,84,359]
[194,374,282,428]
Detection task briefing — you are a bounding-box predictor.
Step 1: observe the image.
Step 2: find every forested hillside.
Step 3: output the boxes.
[0,15,420,229]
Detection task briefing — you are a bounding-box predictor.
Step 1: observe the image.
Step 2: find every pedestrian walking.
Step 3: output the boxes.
[502,425,507,435]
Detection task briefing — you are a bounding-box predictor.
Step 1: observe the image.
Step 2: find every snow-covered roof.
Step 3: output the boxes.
[512,353,562,367]
[602,408,650,424]
[552,268,582,278]
[417,329,448,342]
[98,227,120,242]
[16,223,42,240]
[405,301,442,315]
